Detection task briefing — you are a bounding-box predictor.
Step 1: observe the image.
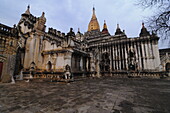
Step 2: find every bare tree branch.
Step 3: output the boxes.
[137,0,170,8]
[136,0,170,39]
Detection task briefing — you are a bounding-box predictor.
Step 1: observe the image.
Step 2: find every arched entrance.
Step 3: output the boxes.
[0,62,3,78]
[128,47,136,71]
[99,52,110,72]
[47,61,52,71]
[30,62,36,70]
[165,63,170,72]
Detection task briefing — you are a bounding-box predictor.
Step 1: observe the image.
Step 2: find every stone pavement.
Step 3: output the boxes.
[0,77,170,113]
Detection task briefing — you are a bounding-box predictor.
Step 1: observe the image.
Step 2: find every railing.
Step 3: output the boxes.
[0,23,12,35]
[0,23,18,37]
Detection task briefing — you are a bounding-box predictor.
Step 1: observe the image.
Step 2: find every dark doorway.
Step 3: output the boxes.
[165,63,170,72]
[100,52,110,72]
[47,61,52,71]
[0,62,3,78]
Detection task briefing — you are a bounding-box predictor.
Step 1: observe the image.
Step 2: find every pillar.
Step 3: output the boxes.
[153,40,161,70]
[141,42,146,69]
[115,44,118,70]
[137,42,142,70]
[144,41,149,70]
[150,41,155,69]
[124,43,127,70]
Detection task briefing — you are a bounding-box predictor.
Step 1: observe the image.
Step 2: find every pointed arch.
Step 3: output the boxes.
[47,61,52,71]
[165,63,170,72]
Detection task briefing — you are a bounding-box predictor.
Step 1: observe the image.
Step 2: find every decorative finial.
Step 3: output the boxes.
[93,5,95,13]
[70,28,73,32]
[117,24,120,29]
[139,22,150,37]
[27,5,30,9]
[24,5,30,15]
[93,8,95,13]
[42,12,45,17]
[103,20,107,29]
[78,28,80,32]
[142,22,144,28]
[115,23,124,35]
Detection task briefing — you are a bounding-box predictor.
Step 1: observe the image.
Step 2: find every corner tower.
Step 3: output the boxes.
[88,7,100,31]
[139,23,150,37]
[102,20,109,34]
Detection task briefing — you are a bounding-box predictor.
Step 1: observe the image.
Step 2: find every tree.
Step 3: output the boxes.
[137,0,170,39]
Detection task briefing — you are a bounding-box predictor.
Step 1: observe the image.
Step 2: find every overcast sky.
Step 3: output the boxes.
[0,0,168,48]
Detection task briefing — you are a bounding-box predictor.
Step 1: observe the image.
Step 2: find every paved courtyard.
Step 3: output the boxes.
[0,77,170,113]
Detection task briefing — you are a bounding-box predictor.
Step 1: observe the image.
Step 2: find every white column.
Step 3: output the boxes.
[114,44,116,70]
[34,34,40,65]
[121,44,125,70]
[117,43,120,70]
[141,42,146,69]
[147,41,153,69]
[90,54,94,72]
[137,42,142,70]
[152,43,157,69]
[145,42,149,70]
[115,45,118,70]
[112,44,115,70]
[109,45,112,71]
[80,56,83,71]
[120,43,123,70]
[153,41,161,70]
[124,44,128,69]
[134,42,138,70]
[118,44,121,70]
[150,41,155,69]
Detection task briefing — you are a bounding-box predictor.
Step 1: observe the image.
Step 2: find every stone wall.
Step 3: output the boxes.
[0,23,18,82]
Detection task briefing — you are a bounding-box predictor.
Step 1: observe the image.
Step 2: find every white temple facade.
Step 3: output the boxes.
[0,6,163,81]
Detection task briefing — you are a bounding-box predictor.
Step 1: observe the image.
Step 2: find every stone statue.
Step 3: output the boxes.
[64,64,71,79]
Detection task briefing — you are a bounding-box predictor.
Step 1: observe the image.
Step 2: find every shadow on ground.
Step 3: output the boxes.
[0,77,170,113]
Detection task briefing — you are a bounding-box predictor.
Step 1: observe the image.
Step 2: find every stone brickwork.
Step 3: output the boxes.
[0,23,18,82]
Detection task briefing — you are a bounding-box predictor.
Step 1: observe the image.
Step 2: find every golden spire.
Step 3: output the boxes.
[92,7,96,19]
[88,7,100,31]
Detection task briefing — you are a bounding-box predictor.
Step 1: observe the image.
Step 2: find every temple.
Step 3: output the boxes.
[0,6,169,82]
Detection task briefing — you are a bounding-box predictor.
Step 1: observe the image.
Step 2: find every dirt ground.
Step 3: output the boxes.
[0,77,170,113]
